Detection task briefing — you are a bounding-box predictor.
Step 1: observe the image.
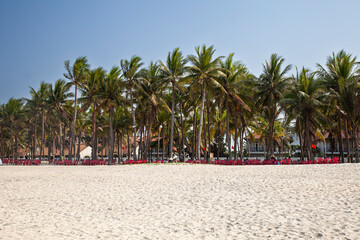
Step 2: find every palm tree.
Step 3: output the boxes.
[317,50,360,162]
[219,53,251,159]
[3,98,24,159]
[48,79,73,161]
[187,45,224,159]
[28,82,49,161]
[120,56,143,160]
[64,56,90,161]
[79,67,105,160]
[138,62,171,161]
[254,54,291,160]
[159,48,187,161]
[100,66,123,165]
[281,68,326,160]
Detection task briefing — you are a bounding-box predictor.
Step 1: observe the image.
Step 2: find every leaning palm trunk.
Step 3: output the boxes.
[109,108,114,165]
[70,84,78,161]
[197,82,206,159]
[169,82,176,161]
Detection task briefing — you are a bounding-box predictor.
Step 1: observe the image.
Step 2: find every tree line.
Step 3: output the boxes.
[1,46,359,164]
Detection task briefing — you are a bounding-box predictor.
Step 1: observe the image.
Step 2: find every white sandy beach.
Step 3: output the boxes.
[0,164,359,240]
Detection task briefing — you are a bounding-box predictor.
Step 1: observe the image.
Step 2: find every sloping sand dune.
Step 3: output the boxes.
[0,164,359,239]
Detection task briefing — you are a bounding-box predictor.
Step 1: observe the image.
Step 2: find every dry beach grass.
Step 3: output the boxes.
[0,164,359,239]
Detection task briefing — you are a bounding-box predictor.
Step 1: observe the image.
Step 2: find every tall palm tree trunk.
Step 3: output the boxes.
[267,113,275,160]
[217,124,221,160]
[15,135,18,160]
[34,116,37,159]
[240,126,244,160]
[109,108,114,165]
[77,133,81,161]
[234,113,238,161]
[207,105,211,161]
[58,115,63,161]
[52,136,55,161]
[0,128,3,159]
[204,110,207,160]
[147,113,153,162]
[193,108,197,159]
[305,114,312,161]
[169,82,175,161]
[226,97,231,160]
[130,87,137,161]
[197,82,206,160]
[70,84,77,161]
[127,131,130,160]
[162,124,166,161]
[355,125,359,163]
[120,132,123,163]
[180,104,185,162]
[157,126,160,160]
[117,132,120,164]
[10,123,14,159]
[91,104,97,160]
[338,113,344,162]
[344,119,351,163]
[40,111,45,161]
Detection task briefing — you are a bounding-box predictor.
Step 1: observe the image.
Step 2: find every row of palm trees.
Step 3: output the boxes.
[1,46,359,164]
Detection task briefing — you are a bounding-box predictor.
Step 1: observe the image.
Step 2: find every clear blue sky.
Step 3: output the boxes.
[1,0,359,103]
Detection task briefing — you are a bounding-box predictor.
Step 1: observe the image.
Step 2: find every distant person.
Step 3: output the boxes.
[0,158,2,166]
[270,154,278,164]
